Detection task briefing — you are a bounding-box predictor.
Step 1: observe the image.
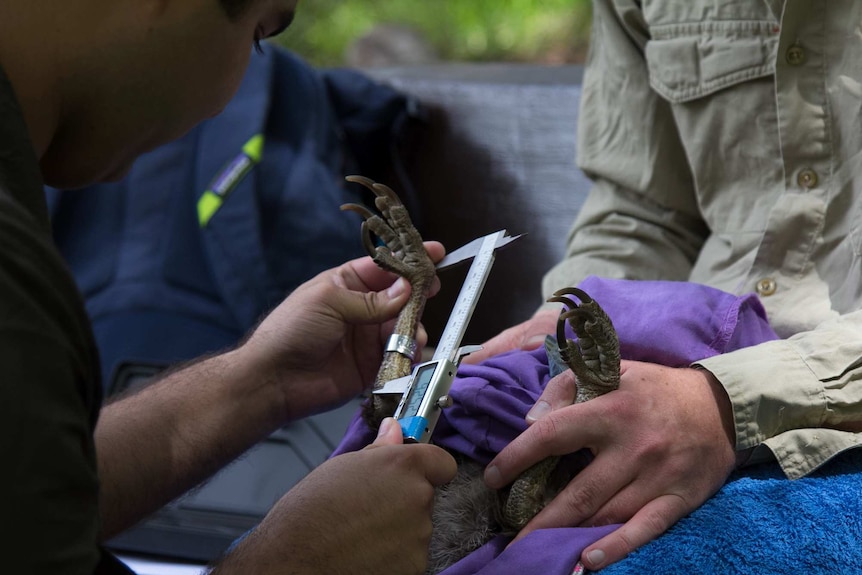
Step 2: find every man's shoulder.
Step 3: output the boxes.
[0,178,102,394]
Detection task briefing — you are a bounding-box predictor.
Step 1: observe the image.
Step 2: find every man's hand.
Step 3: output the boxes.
[212,418,458,575]
[96,244,446,538]
[239,242,445,421]
[463,308,559,364]
[484,361,738,570]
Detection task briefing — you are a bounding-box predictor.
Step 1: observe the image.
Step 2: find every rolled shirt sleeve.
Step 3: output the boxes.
[697,311,862,478]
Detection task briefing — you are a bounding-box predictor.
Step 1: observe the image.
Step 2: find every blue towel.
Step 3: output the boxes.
[602,449,862,574]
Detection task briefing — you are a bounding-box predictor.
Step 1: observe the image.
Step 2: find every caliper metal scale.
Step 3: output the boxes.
[374,229,521,443]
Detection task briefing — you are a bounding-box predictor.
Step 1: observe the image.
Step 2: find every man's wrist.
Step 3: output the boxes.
[694,366,739,454]
[692,364,766,470]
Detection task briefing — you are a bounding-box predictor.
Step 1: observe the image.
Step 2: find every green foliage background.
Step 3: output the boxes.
[275,0,592,66]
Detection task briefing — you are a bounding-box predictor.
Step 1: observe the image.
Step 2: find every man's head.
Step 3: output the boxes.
[0,0,297,188]
[218,0,259,20]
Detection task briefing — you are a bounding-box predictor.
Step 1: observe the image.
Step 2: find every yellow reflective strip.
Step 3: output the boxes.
[241,134,265,163]
[198,135,263,227]
[197,190,223,227]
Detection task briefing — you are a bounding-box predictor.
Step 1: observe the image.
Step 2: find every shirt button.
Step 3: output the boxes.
[797,168,818,189]
[756,278,777,297]
[786,44,806,66]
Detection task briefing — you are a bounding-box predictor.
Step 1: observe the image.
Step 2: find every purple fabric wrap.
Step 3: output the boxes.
[332,277,779,574]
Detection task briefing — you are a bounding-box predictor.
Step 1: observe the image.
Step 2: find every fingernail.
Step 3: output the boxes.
[585,549,606,568]
[484,464,502,488]
[524,334,547,349]
[376,417,394,439]
[387,278,406,298]
[526,400,551,423]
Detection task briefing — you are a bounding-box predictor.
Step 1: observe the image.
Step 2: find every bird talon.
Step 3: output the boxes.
[342,176,432,284]
[552,286,593,303]
[343,176,437,428]
[548,287,620,403]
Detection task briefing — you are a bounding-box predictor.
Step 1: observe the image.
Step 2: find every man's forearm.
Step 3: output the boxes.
[94,348,287,538]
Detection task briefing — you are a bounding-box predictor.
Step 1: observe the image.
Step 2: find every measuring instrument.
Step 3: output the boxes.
[374,229,521,443]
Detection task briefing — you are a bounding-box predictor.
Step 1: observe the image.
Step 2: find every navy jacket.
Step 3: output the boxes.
[47,48,420,392]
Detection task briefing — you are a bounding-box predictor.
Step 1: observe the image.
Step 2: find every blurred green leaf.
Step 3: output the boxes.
[274,0,591,67]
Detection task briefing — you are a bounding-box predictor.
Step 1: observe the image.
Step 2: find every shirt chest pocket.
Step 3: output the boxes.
[641,22,783,233]
[644,22,779,104]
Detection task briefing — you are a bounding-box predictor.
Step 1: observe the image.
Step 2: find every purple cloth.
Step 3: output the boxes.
[568,277,779,367]
[441,526,619,575]
[332,277,780,574]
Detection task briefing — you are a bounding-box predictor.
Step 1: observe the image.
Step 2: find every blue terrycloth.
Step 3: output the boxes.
[601,448,862,575]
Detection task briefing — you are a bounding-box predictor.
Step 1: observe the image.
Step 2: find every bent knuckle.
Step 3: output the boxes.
[318,277,342,298]
[641,506,674,537]
[531,415,562,448]
[385,445,420,470]
[613,529,639,557]
[559,484,600,520]
[362,290,380,316]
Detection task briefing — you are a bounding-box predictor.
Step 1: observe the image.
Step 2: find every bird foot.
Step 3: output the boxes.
[342,176,436,429]
[547,287,620,402]
[341,175,436,289]
[500,287,621,530]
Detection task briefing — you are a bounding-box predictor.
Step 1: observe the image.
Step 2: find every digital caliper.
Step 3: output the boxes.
[374,230,521,443]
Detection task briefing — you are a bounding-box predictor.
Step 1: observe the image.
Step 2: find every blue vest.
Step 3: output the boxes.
[47,48,421,392]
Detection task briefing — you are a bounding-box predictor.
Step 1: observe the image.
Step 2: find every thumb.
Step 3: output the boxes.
[368,417,404,447]
[332,277,412,325]
[526,370,577,424]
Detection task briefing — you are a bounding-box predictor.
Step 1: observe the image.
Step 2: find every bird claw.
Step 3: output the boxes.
[342,175,434,285]
[548,287,620,403]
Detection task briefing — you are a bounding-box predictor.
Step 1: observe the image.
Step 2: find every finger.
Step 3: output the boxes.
[512,452,635,541]
[582,469,694,529]
[423,241,446,264]
[337,241,445,294]
[462,325,524,365]
[526,371,577,424]
[367,423,457,486]
[338,255,400,292]
[427,274,441,298]
[413,444,458,486]
[328,278,413,325]
[580,494,689,570]
[465,309,559,365]
[415,323,428,351]
[580,477,654,528]
[485,403,597,488]
[367,418,404,447]
[518,309,562,353]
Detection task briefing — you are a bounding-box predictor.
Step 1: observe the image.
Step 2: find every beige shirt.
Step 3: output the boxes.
[543,0,862,479]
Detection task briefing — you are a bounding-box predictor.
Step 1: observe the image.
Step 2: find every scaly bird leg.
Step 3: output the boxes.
[341,176,436,429]
[501,287,620,530]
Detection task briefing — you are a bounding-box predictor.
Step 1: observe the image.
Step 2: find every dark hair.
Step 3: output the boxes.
[218,0,256,20]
